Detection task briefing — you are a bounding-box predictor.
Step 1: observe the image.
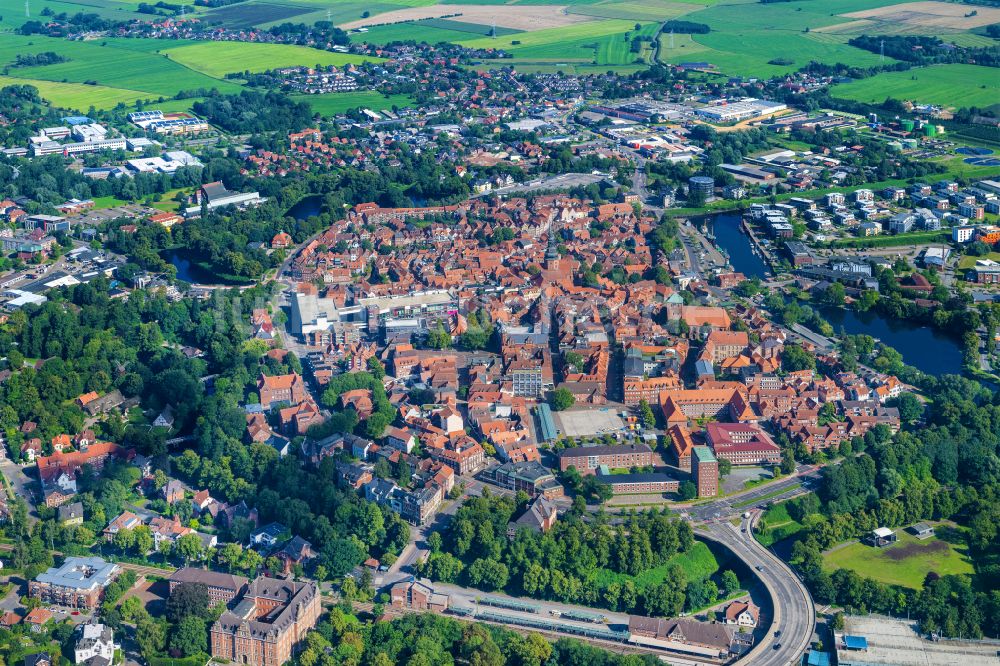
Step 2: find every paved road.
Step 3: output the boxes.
[684,466,819,522]
[699,515,814,666]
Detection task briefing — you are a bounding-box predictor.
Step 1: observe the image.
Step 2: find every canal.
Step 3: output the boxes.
[166,195,325,284]
[709,212,964,377]
[707,213,769,279]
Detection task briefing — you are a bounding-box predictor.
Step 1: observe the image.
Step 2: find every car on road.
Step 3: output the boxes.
[755,566,763,572]
[773,643,781,650]
[774,630,781,637]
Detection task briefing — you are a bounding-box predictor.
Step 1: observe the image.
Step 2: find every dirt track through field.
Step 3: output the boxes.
[339,4,593,31]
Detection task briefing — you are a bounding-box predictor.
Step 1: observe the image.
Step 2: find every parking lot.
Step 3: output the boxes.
[554,408,625,437]
[837,615,1000,666]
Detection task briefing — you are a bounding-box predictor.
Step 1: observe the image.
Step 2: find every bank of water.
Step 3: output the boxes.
[708,212,964,377]
[166,195,325,284]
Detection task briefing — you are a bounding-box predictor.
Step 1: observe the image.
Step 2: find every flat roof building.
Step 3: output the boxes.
[30,557,120,609]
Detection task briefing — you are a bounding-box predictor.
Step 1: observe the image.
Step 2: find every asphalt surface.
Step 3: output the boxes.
[699,515,814,666]
[684,466,820,522]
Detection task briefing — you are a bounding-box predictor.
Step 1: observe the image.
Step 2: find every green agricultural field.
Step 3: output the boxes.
[822,528,974,589]
[291,91,415,117]
[349,22,479,44]
[569,0,705,21]
[461,19,650,65]
[652,0,905,76]
[476,60,649,75]
[591,540,722,591]
[202,2,315,28]
[419,18,521,36]
[0,34,244,97]
[0,0,150,28]
[0,74,150,110]
[831,65,1000,111]
[162,42,379,78]
[254,1,412,28]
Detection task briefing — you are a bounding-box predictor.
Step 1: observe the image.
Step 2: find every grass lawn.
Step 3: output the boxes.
[0,75,150,111]
[756,501,805,548]
[92,196,129,209]
[958,252,1000,270]
[162,42,380,78]
[292,91,415,116]
[827,230,950,249]
[591,540,720,590]
[822,527,974,589]
[831,64,1000,110]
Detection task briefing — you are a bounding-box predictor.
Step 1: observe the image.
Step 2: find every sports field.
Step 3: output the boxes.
[162,42,379,78]
[0,75,150,110]
[291,91,416,116]
[822,528,974,589]
[830,64,1000,110]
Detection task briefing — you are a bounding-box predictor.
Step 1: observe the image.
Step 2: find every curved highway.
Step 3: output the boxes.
[699,514,814,666]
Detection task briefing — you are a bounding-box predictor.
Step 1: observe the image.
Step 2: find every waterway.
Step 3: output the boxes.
[708,212,964,377]
[166,195,325,283]
[706,213,769,279]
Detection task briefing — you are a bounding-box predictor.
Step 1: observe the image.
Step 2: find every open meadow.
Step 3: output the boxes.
[830,64,1000,111]
[0,75,150,110]
[161,42,379,78]
[460,19,650,65]
[822,527,974,589]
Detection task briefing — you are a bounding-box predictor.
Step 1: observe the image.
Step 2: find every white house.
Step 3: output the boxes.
[74,623,116,666]
[723,600,759,628]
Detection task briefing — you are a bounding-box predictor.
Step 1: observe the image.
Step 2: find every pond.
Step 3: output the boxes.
[166,195,325,284]
[708,213,965,376]
[818,306,964,378]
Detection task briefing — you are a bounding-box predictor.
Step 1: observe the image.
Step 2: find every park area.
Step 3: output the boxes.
[822,525,974,589]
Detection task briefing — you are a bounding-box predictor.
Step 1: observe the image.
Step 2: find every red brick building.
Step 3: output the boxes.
[210,578,320,666]
[169,568,248,607]
[557,443,653,474]
[257,372,307,409]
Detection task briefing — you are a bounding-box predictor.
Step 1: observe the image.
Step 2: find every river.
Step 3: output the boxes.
[708,212,964,377]
[166,195,325,284]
